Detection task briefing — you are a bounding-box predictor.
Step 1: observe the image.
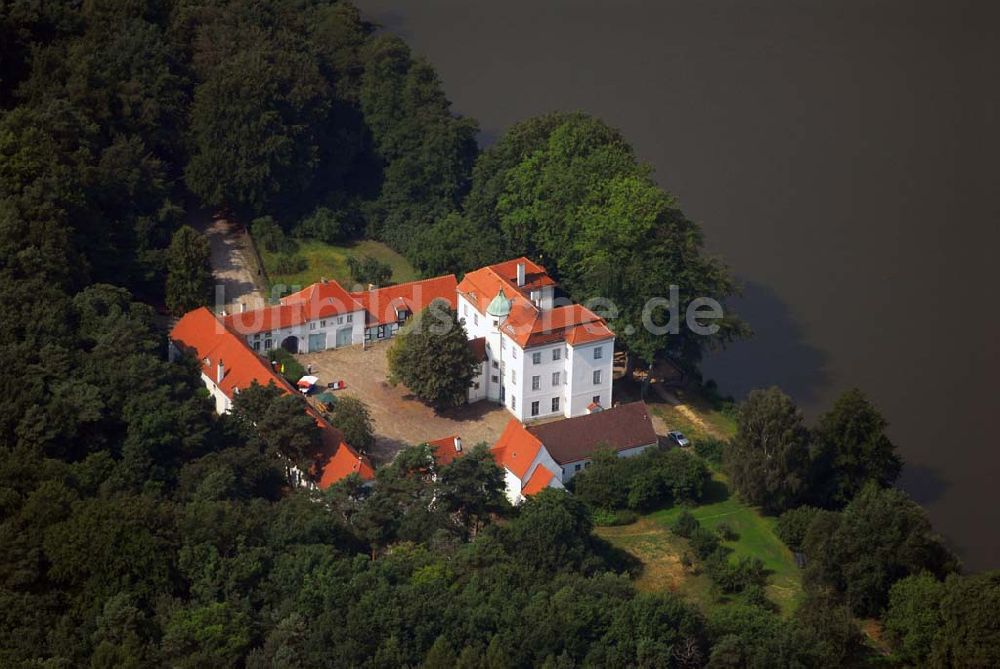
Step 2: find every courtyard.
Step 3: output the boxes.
[298,342,512,464]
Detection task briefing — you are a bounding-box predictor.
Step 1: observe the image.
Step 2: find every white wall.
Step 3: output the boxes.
[199,372,233,415]
[566,339,614,418]
[240,308,366,354]
[519,343,570,421]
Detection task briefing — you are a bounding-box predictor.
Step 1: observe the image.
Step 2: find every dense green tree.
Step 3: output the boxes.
[387,299,479,409]
[165,225,213,315]
[464,112,747,369]
[231,381,321,475]
[802,485,959,616]
[360,34,478,253]
[410,212,503,276]
[185,38,330,216]
[724,387,811,513]
[347,254,392,287]
[572,447,710,512]
[884,572,946,665]
[327,395,374,454]
[506,488,595,574]
[810,387,902,508]
[436,443,508,537]
[775,506,820,551]
[929,571,1000,667]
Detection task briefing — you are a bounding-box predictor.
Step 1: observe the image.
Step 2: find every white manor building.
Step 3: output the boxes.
[221,275,457,354]
[457,257,615,421]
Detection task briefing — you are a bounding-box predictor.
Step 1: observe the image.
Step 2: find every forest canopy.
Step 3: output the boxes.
[2,1,996,666]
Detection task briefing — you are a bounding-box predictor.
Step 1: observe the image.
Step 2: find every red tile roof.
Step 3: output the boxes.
[427,435,465,467]
[170,307,373,485]
[351,275,457,327]
[526,402,658,465]
[317,433,376,486]
[457,258,613,348]
[223,280,364,335]
[172,307,291,398]
[490,418,544,479]
[521,465,557,496]
[468,336,487,361]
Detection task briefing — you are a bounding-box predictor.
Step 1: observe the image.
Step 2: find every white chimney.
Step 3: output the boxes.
[516,261,526,287]
[216,358,224,384]
[454,437,463,453]
[240,302,247,313]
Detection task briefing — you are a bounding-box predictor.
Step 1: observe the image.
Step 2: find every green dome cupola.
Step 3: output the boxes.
[486,288,512,318]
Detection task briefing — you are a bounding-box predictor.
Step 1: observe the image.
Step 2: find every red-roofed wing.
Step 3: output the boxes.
[490,418,543,479]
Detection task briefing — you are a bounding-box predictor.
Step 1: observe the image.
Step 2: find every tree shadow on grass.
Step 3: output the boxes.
[591,534,645,577]
[701,478,731,505]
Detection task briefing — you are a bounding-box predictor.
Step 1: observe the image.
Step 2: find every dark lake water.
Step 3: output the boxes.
[354,0,1000,570]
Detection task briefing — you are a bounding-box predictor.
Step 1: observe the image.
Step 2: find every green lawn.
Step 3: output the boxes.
[597,474,804,616]
[261,239,418,293]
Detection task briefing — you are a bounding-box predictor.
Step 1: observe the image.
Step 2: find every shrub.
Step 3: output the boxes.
[267,348,305,386]
[690,526,721,560]
[251,216,296,253]
[705,551,766,594]
[625,470,666,511]
[294,206,346,243]
[347,254,392,287]
[671,510,699,538]
[693,438,727,466]
[273,253,307,275]
[776,506,820,550]
[716,521,739,541]
[591,508,639,527]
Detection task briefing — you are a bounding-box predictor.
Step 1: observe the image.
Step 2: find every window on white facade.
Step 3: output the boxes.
[491,375,499,383]
[594,346,603,359]
[337,316,344,325]
[492,360,499,369]
[552,371,560,386]
[593,394,601,405]
[552,348,561,361]
[531,401,539,417]
[253,333,261,339]
[511,395,516,410]
[464,304,469,317]
[474,314,479,326]
[264,339,273,350]
[253,341,261,351]
[512,347,517,359]
[500,337,505,350]
[309,322,317,330]
[532,375,540,390]
[347,314,353,323]
[532,352,541,364]
[493,319,499,327]
[593,370,602,385]
[575,464,582,471]
[552,397,560,412]
[320,320,326,328]
[511,370,517,385]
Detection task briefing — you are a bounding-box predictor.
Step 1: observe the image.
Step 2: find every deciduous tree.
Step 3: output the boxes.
[387,300,478,410]
[166,225,213,316]
[724,387,811,513]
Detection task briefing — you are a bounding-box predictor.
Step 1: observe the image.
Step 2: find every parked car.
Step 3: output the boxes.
[667,430,690,447]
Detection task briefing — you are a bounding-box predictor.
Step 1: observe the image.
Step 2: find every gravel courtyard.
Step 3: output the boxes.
[298,342,512,465]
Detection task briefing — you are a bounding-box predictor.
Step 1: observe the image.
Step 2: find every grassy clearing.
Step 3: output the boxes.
[261,239,418,291]
[597,476,803,616]
[612,377,737,444]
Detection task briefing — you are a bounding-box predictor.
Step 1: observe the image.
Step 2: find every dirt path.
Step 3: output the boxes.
[650,382,724,439]
[201,216,267,313]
